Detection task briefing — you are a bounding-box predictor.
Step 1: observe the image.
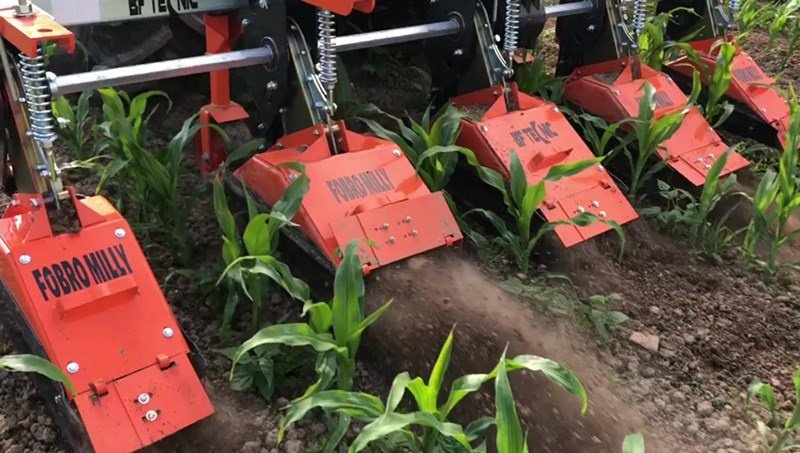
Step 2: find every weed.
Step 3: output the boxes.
[218,339,307,401]
[746,366,800,452]
[275,327,587,452]
[623,433,646,453]
[213,169,311,335]
[581,295,630,343]
[464,151,624,272]
[52,92,94,160]
[0,354,76,396]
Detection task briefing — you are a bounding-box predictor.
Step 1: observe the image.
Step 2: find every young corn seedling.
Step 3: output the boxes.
[360,104,469,192]
[638,8,701,71]
[0,354,76,397]
[213,168,311,335]
[276,327,587,452]
[746,366,800,452]
[623,433,646,453]
[464,151,624,272]
[231,241,393,450]
[52,92,94,160]
[701,42,736,128]
[742,90,800,273]
[624,74,701,197]
[515,49,565,104]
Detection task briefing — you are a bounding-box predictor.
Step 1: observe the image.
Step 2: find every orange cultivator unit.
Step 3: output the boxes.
[452,84,638,246]
[667,39,792,147]
[0,4,213,452]
[236,123,461,272]
[564,59,749,185]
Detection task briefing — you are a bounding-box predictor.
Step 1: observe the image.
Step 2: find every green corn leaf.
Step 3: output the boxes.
[746,381,777,422]
[428,327,455,407]
[543,157,603,182]
[509,151,528,209]
[465,417,496,442]
[226,139,264,167]
[295,351,338,401]
[350,411,471,452]
[52,96,75,125]
[0,354,76,396]
[303,301,334,334]
[786,366,800,429]
[232,324,347,373]
[332,241,367,353]
[518,181,547,244]
[495,348,527,453]
[622,433,645,453]
[385,372,413,413]
[347,299,393,347]
[280,390,386,442]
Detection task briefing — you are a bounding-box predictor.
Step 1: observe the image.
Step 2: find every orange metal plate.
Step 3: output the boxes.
[300,0,376,15]
[0,5,75,57]
[453,87,638,246]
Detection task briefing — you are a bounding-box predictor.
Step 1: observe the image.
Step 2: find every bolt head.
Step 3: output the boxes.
[705,164,712,170]
[393,149,402,157]
[162,327,174,338]
[258,0,269,8]
[388,236,396,244]
[453,48,464,56]
[708,153,715,159]
[241,18,250,27]
[144,410,158,422]
[114,228,126,238]
[481,125,489,132]
[266,81,278,91]
[66,362,79,374]
[137,393,151,405]
[599,211,607,218]
[597,165,605,172]
[411,229,419,237]
[591,201,600,208]
[577,206,585,213]
[382,223,389,230]
[19,254,30,264]
[553,107,560,113]
[405,216,412,223]
[288,173,297,181]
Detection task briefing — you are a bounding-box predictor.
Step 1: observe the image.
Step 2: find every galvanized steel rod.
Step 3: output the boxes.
[544,0,594,18]
[334,18,462,52]
[50,47,275,96]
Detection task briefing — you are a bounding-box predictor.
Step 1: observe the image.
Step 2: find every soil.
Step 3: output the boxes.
[0,16,799,453]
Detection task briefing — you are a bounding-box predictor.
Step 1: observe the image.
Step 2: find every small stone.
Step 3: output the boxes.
[669,390,686,404]
[310,422,326,437]
[649,306,661,315]
[697,401,714,417]
[284,440,304,453]
[704,416,731,433]
[630,331,660,353]
[516,273,527,280]
[276,397,289,407]
[641,367,656,378]
[7,445,23,453]
[775,295,792,303]
[241,441,261,453]
[686,423,700,436]
[263,430,278,448]
[591,436,602,444]
[30,423,56,443]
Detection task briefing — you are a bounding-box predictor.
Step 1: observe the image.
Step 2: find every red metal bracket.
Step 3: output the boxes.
[301,0,376,15]
[0,5,74,57]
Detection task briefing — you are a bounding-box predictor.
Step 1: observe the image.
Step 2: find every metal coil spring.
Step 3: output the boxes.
[729,0,740,15]
[632,0,647,36]
[504,0,521,53]
[18,47,55,144]
[317,9,337,94]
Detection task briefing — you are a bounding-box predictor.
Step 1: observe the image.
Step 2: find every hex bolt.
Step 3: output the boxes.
[577,206,585,213]
[411,229,419,237]
[241,18,250,27]
[591,200,600,208]
[708,153,715,159]
[162,327,174,338]
[597,165,605,172]
[114,228,126,238]
[453,49,464,56]
[705,164,712,170]
[405,216,412,223]
[613,90,621,95]
[137,393,151,405]
[553,107,560,113]
[266,81,278,91]
[19,254,31,265]
[288,173,297,181]
[393,149,402,157]
[258,0,269,8]
[388,236,396,244]
[381,223,389,230]
[599,211,607,218]
[696,157,705,163]
[481,125,489,132]
[144,410,158,422]
[587,24,596,32]
[66,362,79,374]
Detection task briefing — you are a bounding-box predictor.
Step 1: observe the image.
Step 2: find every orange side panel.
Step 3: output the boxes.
[0,5,74,57]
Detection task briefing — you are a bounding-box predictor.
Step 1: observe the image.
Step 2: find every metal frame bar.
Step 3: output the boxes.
[30,0,251,26]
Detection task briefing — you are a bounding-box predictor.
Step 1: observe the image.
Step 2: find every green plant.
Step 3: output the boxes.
[701,42,736,127]
[638,8,701,71]
[52,92,94,160]
[644,148,742,256]
[622,75,700,196]
[464,151,624,272]
[218,340,307,401]
[742,90,800,273]
[622,433,646,453]
[581,295,630,342]
[213,171,311,335]
[360,105,469,193]
[746,366,800,452]
[515,49,565,103]
[0,354,76,396]
[567,112,628,157]
[275,327,587,452]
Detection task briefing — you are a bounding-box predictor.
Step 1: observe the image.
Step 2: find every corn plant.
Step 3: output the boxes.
[701,42,735,127]
[746,366,800,452]
[624,75,700,197]
[463,151,624,272]
[275,327,587,452]
[213,170,311,335]
[231,240,391,392]
[0,354,76,396]
[360,105,469,192]
[638,8,701,71]
[742,90,800,273]
[515,50,565,104]
[52,92,94,160]
[567,112,628,156]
